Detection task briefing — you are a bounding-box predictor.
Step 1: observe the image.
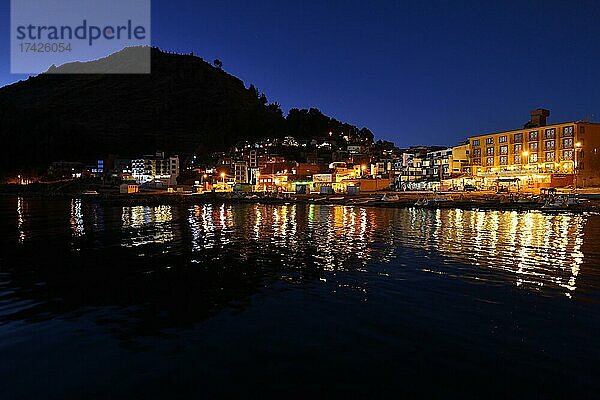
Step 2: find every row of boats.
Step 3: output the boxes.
[229,191,587,212]
[408,193,586,211]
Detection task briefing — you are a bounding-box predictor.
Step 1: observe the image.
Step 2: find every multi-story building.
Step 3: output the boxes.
[451,143,471,175]
[132,152,180,186]
[398,152,426,188]
[423,148,452,181]
[234,161,249,184]
[469,109,600,188]
[391,146,447,189]
[370,161,387,177]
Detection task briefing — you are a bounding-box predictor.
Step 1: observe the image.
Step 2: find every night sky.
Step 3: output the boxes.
[1,0,599,147]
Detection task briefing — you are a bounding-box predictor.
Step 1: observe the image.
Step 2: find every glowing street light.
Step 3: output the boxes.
[574,142,583,190]
[220,172,226,186]
[522,151,530,170]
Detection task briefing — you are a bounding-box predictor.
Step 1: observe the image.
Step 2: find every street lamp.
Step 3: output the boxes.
[574,142,582,190]
[361,165,367,177]
[220,172,226,188]
[274,178,280,193]
[522,151,530,171]
[522,151,531,188]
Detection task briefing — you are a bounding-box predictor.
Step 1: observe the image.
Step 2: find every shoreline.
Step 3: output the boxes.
[4,187,600,213]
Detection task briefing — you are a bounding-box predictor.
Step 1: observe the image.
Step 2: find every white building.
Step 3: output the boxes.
[132,153,180,186]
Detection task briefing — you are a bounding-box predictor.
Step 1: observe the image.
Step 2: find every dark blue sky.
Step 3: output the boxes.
[1,0,599,147]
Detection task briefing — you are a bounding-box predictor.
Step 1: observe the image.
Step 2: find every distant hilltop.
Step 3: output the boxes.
[0,47,373,175]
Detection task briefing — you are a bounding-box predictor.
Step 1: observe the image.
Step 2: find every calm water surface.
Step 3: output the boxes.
[1,196,600,398]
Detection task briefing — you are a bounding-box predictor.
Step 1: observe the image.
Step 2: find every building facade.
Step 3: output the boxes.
[469,110,600,188]
[132,153,180,186]
[234,161,249,184]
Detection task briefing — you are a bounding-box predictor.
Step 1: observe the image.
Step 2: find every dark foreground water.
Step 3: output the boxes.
[1,197,600,399]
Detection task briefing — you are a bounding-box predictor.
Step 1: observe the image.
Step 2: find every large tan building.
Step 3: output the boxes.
[468,109,600,188]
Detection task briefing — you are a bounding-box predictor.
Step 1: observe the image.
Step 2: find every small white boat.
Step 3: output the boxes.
[541,195,583,211]
[416,196,453,207]
[381,193,400,202]
[329,196,345,201]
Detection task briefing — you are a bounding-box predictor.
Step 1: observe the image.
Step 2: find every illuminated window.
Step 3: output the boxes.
[500,145,508,155]
[499,135,508,143]
[514,155,522,164]
[545,140,555,150]
[545,129,555,139]
[530,153,538,162]
[514,143,523,153]
[563,126,574,137]
[499,156,508,165]
[529,142,538,151]
[563,138,573,149]
[563,150,574,160]
[545,152,555,162]
[513,133,523,143]
[486,137,494,145]
[486,157,494,166]
[486,147,494,156]
[529,131,538,141]
[473,148,481,157]
[472,139,480,147]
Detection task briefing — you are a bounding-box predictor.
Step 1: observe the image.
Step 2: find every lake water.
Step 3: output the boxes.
[1,196,600,398]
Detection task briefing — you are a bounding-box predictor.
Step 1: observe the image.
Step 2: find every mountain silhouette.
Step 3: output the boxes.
[0,47,373,176]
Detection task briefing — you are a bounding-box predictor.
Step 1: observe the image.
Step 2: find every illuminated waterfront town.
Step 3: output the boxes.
[3,1,600,398]
[7,109,600,203]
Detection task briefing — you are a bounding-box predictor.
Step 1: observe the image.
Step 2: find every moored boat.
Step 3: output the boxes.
[381,193,400,202]
[541,194,584,212]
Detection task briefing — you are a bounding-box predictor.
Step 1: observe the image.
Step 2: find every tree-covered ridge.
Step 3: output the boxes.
[0,47,375,175]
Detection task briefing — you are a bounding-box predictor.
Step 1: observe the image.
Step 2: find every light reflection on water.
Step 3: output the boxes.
[101,202,594,298]
[10,197,597,300]
[409,208,586,298]
[70,198,84,237]
[3,197,600,399]
[16,197,26,244]
[121,205,176,247]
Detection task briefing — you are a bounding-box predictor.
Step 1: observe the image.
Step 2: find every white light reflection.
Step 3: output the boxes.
[121,205,175,247]
[410,208,588,298]
[181,203,590,300]
[16,196,26,244]
[70,198,84,237]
